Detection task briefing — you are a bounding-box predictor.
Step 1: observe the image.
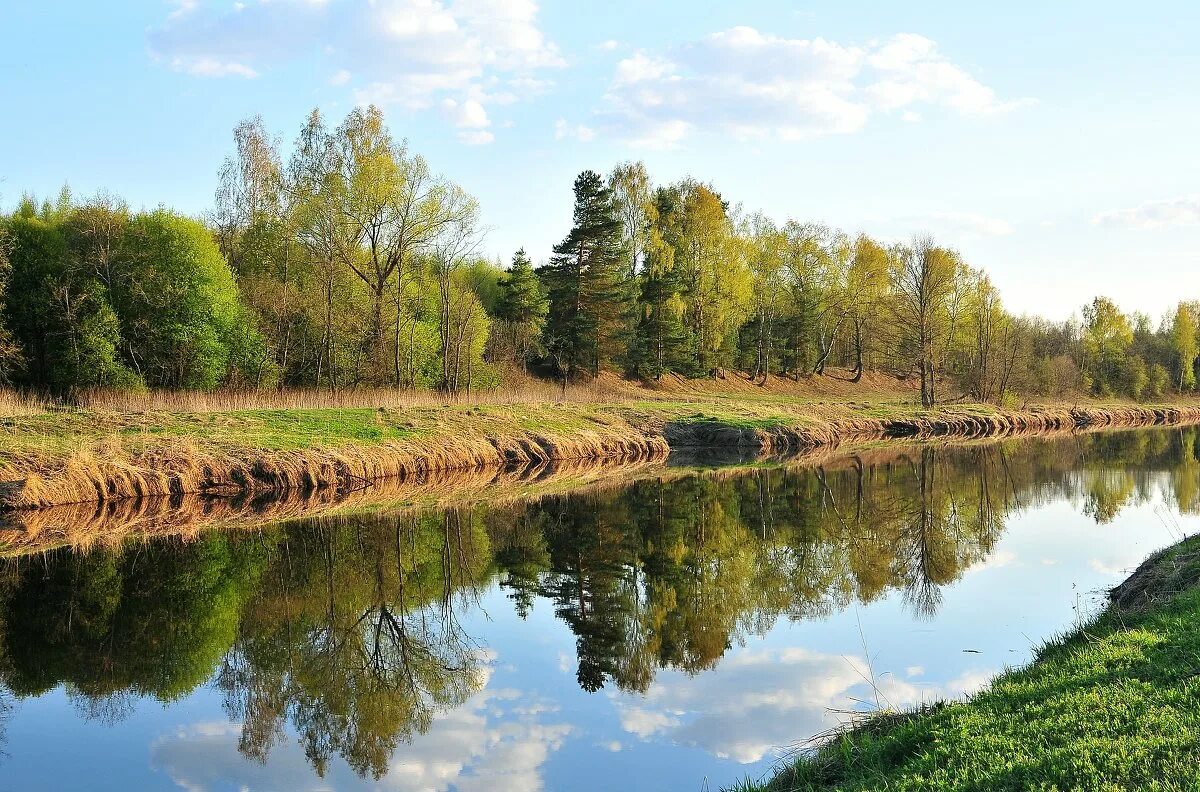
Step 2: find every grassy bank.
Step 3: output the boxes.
[2,372,1199,510]
[736,534,1200,792]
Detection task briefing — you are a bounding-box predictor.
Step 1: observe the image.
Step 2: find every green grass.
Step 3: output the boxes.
[733,536,1200,792]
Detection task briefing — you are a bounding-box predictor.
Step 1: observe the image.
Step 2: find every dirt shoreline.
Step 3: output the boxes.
[3,401,1200,512]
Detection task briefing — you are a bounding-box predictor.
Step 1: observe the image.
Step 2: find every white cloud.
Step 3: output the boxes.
[150,687,572,792]
[148,0,562,141]
[458,129,496,145]
[923,211,1014,238]
[553,118,595,142]
[966,548,1018,572]
[443,98,491,128]
[614,647,991,764]
[585,28,1026,147]
[170,56,258,78]
[864,33,1026,116]
[597,39,621,51]
[1092,195,1200,230]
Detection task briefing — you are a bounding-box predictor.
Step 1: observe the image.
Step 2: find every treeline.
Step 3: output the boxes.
[1,104,1198,403]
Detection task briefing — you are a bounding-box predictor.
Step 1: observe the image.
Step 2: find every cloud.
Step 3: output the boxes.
[613,647,991,764]
[150,687,572,792]
[553,119,595,142]
[458,129,496,145]
[170,56,258,78]
[148,0,563,141]
[597,39,621,51]
[442,97,494,143]
[586,28,1026,147]
[902,211,1013,239]
[1092,195,1200,230]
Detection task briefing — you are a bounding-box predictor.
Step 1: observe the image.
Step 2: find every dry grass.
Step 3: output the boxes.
[63,369,916,414]
[72,375,653,414]
[0,389,50,416]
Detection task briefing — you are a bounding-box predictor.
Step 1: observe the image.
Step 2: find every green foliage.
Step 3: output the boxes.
[0,534,267,700]
[2,146,1196,401]
[1082,296,1135,397]
[3,213,138,391]
[1172,303,1198,391]
[1149,362,1170,399]
[495,248,549,370]
[112,210,270,388]
[1126,356,1150,401]
[540,170,630,378]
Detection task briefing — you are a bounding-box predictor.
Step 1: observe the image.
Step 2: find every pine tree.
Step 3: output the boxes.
[540,171,629,379]
[495,248,548,372]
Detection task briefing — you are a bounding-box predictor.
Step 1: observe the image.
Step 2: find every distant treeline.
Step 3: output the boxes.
[1,105,1197,404]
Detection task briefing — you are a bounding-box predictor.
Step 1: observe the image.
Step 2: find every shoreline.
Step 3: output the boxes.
[3,398,1200,511]
[736,532,1200,792]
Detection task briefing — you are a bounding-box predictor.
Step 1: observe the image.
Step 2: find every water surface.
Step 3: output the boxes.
[1,427,1198,791]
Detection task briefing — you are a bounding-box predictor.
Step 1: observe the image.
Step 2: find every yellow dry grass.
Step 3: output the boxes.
[2,370,1199,514]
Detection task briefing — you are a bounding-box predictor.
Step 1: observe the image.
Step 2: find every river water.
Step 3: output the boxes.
[0,427,1197,791]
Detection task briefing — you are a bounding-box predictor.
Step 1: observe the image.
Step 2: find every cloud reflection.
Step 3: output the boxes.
[151,688,571,792]
[614,647,990,764]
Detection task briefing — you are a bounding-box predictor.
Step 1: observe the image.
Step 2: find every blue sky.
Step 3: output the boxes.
[2,0,1198,320]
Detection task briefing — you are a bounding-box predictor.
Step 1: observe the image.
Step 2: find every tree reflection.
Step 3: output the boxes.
[216,509,492,778]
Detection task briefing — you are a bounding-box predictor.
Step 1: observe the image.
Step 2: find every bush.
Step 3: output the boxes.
[1149,363,1170,400]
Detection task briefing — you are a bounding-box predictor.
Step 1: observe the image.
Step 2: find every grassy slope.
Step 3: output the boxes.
[738,536,1200,792]
[0,372,924,460]
[2,371,1198,510]
[0,368,1176,460]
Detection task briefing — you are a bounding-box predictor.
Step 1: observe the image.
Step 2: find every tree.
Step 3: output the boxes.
[673,182,750,374]
[540,170,629,380]
[890,237,962,407]
[743,213,787,382]
[0,217,23,382]
[4,207,136,391]
[285,109,354,388]
[843,235,890,382]
[1171,303,1198,391]
[608,161,653,279]
[112,210,269,388]
[1080,296,1134,396]
[213,116,283,275]
[426,186,483,393]
[495,249,548,373]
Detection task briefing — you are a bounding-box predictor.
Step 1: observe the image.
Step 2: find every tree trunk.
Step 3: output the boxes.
[850,319,864,383]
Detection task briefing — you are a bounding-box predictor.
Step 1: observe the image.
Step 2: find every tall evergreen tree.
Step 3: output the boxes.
[495,248,549,373]
[539,171,629,379]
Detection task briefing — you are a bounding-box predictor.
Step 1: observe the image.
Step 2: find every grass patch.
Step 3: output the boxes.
[733,535,1200,792]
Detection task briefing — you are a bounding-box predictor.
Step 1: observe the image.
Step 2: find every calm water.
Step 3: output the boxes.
[1,427,1199,791]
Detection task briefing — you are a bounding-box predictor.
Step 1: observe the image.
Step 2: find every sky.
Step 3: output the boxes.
[2,0,1198,321]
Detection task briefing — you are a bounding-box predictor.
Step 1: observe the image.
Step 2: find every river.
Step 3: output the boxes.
[0,426,1196,791]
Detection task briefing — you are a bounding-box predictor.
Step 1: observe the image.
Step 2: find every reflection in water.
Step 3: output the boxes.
[0,427,1198,783]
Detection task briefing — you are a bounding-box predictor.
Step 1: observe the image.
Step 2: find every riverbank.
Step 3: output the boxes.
[2,372,1200,510]
[1,394,1198,512]
[736,533,1200,792]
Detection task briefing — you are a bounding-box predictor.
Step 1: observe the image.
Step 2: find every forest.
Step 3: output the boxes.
[2,105,1197,406]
